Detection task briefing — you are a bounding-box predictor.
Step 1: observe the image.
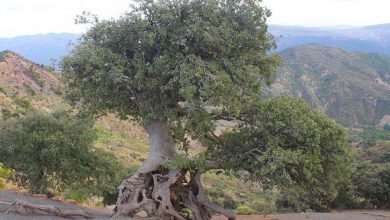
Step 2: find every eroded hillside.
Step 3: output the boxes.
[270,44,390,127]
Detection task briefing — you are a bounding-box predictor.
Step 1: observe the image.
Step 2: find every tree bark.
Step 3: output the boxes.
[112,118,236,220]
[139,118,176,174]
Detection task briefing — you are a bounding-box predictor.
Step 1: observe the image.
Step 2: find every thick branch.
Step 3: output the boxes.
[244,148,262,157]
[3,200,93,219]
[205,132,221,143]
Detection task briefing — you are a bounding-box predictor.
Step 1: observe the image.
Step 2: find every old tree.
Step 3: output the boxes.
[62,0,351,219]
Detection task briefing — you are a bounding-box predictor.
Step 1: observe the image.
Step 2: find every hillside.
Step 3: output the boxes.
[0,50,63,115]
[270,44,390,127]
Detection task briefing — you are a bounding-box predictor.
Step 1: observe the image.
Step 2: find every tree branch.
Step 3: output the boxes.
[3,200,94,219]
[244,148,262,157]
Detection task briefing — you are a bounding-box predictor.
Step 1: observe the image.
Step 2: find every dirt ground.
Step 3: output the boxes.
[1,190,389,220]
[213,211,390,220]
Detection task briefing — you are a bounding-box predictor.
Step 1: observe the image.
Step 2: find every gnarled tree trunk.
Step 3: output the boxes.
[112,119,235,220]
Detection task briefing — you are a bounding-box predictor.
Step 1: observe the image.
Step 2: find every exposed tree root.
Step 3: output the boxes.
[1,200,94,219]
[190,171,236,220]
[113,166,236,220]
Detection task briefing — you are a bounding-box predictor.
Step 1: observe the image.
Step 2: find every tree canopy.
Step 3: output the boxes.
[62,0,280,138]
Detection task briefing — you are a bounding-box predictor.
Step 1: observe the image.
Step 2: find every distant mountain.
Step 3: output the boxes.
[269,23,390,55]
[0,33,79,66]
[270,44,390,127]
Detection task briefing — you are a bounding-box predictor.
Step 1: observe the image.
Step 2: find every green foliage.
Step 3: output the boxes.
[44,65,56,72]
[24,84,36,96]
[164,155,206,171]
[0,110,127,197]
[62,0,280,138]
[209,96,353,211]
[0,163,13,189]
[0,86,7,94]
[235,205,257,215]
[360,127,390,141]
[14,96,31,108]
[353,163,390,208]
[28,65,45,87]
[50,86,63,95]
[202,170,277,214]
[1,109,13,120]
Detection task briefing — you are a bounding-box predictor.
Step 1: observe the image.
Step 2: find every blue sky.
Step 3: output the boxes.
[0,0,389,37]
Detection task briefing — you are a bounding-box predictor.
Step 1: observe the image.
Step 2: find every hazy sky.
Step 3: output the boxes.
[0,0,389,37]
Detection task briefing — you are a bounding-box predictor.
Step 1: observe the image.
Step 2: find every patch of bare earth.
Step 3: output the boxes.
[213,211,390,220]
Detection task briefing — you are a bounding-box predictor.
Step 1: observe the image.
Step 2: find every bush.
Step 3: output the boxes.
[235,205,257,215]
[0,163,13,189]
[353,163,390,208]
[28,65,45,87]
[211,97,354,211]
[0,86,6,94]
[14,96,31,108]
[0,110,127,198]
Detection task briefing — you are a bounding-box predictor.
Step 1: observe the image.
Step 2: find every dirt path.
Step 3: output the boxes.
[272,210,390,220]
[1,190,389,220]
[213,211,390,220]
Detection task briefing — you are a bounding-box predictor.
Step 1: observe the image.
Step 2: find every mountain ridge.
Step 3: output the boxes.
[0,33,79,66]
[0,23,389,65]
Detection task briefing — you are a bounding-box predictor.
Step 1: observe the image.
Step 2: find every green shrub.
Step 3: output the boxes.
[28,65,45,87]
[361,128,390,141]
[14,96,31,108]
[65,188,88,203]
[0,163,13,189]
[211,97,354,211]
[51,86,63,95]
[0,86,6,94]
[0,110,128,198]
[24,84,36,96]
[353,163,390,208]
[235,205,257,215]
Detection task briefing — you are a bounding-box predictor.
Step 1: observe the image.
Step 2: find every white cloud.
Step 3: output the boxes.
[0,0,131,37]
[263,0,390,27]
[0,0,389,37]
